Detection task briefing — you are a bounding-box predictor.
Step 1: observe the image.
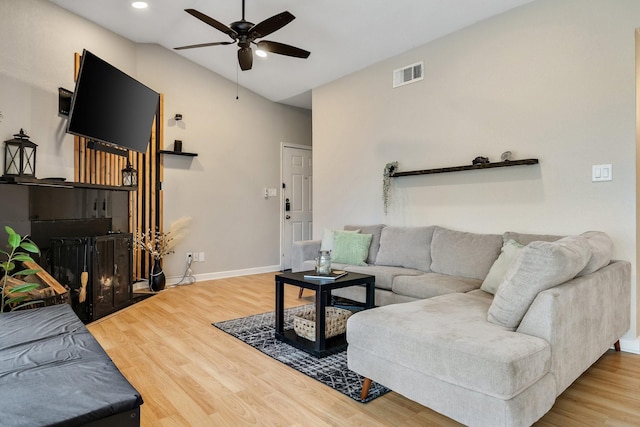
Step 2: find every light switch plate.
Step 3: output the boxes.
[592,164,612,182]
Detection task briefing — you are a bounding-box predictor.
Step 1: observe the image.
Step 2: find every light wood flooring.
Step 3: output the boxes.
[87,273,640,426]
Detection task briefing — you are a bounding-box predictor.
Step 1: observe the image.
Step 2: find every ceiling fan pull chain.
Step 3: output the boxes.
[236,64,239,100]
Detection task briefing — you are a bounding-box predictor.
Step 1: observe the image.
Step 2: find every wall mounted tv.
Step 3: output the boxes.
[67,49,160,153]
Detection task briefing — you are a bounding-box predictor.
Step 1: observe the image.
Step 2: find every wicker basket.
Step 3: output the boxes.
[293,306,353,341]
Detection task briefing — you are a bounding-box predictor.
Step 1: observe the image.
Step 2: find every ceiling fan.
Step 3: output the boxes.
[174,0,311,71]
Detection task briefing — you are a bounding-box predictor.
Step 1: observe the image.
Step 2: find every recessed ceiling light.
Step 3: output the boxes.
[131,2,148,9]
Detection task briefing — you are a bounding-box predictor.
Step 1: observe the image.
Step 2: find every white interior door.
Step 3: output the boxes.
[281,144,312,270]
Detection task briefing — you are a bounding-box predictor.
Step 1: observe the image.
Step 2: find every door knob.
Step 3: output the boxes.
[285,215,291,220]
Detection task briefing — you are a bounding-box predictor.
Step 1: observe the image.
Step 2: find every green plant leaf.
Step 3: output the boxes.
[4,225,15,235]
[8,232,20,249]
[10,300,44,311]
[12,269,41,277]
[6,283,39,294]
[12,254,35,263]
[2,261,16,272]
[5,295,29,305]
[20,241,40,254]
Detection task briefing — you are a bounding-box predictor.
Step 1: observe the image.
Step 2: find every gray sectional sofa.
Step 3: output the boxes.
[291,225,630,427]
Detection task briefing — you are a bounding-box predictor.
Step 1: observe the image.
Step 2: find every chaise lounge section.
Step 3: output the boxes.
[292,224,631,426]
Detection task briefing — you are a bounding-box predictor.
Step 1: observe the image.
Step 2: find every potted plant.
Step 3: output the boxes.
[383,161,398,215]
[1,226,41,313]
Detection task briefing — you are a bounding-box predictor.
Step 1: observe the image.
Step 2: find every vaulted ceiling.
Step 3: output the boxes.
[49,0,534,109]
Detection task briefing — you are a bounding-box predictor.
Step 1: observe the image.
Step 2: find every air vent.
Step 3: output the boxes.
[393,61,424,88]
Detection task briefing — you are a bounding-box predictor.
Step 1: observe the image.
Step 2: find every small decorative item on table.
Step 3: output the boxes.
[3,129,37,178]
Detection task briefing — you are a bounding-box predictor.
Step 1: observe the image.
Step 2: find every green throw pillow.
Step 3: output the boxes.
[331,231,373,266]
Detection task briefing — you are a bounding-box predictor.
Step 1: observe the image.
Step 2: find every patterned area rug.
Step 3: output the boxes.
[212,305,390,403]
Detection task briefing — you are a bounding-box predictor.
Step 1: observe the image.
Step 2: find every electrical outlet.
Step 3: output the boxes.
[193,252,199,262]
[199,252,205,262]
[186,252,193,263]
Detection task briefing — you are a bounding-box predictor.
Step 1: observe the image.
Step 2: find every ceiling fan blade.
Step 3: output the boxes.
[238,47,253,71]
[174,41,234,50]
[249,11,295,38]
[185,9,237,39]
[257,41,310,59]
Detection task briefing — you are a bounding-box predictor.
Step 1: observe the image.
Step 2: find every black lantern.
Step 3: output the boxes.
[3,129,37,178]
[121,160,138,187]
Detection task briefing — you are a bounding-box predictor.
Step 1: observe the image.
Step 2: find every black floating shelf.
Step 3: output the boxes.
[391,158,539,177]
[159,150,198,157]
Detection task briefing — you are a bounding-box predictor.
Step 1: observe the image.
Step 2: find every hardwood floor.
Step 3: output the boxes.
[87,273,640,426]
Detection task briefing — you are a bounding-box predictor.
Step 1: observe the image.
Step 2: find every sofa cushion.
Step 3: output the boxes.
[488,235,592,329]
[430,227,502,280]
[392,273,482,299]
[374,226,435,272]
[342,265,424,290]
[503,231,563,246]
[344,224,385,265]
[347,293,551,400]
[577,231,614,276]
[320,228,359,252]
[481,239,524,295]
[331,232,372,266]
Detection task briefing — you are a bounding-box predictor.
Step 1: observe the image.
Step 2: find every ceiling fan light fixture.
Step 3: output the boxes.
[131,2,148,9]
[255,49,268,58]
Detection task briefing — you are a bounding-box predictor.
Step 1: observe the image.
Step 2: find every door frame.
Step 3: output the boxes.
[280,142,313,271]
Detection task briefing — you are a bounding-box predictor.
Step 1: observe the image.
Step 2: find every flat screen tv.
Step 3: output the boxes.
[67,49,160,153]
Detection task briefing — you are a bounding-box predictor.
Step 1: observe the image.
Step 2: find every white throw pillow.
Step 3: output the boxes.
[480,239,524,295]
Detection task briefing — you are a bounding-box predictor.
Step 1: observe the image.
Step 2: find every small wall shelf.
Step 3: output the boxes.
[391,158,539,177]
[159,150,198,157]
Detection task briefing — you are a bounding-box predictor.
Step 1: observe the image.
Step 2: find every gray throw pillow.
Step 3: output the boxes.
[487,235,592,330]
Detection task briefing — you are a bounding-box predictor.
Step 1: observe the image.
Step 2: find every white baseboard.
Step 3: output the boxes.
[165,264,282,285]
[619,337,640,354]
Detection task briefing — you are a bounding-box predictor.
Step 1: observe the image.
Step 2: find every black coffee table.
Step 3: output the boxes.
[274,271,375,357]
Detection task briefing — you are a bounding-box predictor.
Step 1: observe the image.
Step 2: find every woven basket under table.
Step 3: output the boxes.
[293,306,353,341]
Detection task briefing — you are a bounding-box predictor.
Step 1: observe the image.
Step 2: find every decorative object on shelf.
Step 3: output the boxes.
[3,129,37,178]
[121,159,138,187]
[173,140,183,152]
[383,161,398,215]
[293,306,353,341]
[501,151,513,162]
[472,156,490,165]
[1,226,41,313]
[174,113,183,121]
[149,258,166,292]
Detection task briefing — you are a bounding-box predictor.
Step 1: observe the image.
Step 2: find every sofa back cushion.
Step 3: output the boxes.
[344,224,385,264]
[503,231,563,246]
[487,235,592,330]
[430,227,503,280]
[374,226,435,272]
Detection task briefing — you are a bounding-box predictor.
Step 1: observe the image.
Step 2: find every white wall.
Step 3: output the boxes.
[0,0,312,279]
[313,0,638,344]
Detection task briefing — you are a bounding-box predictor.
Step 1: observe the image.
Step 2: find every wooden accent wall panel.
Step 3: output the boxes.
[73,53,164,281]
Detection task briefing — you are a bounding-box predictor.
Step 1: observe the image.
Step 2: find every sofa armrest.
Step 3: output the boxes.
[516,260,630,396]
[291,240,321,272]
